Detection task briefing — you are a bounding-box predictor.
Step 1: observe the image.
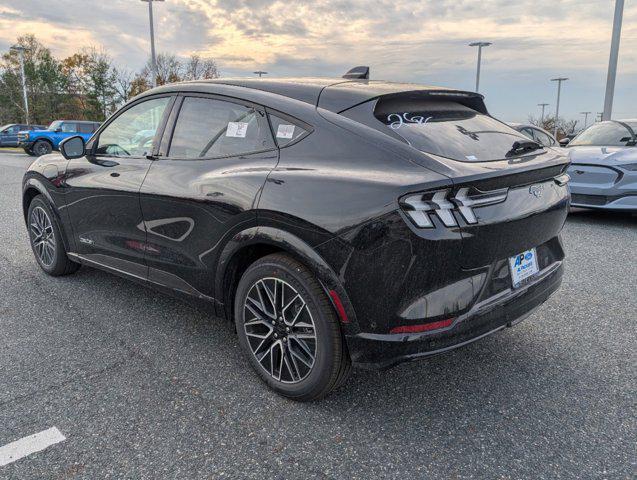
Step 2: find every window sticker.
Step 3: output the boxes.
[276,124,295,139]
[226,122,248,138]
[387,113,433,130]
[465,155,478,161]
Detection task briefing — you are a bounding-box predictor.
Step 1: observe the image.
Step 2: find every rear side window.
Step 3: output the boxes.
[374,98,531,162]
[268,113,308,147]
[78,123,94,134]
[168,97,274,158]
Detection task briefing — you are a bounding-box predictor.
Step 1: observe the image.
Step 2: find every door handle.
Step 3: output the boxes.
[110,172,120,178]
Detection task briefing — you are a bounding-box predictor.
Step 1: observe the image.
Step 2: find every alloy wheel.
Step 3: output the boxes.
[30,206,56,266]
[34,142,50,156]
[243,277,317,384]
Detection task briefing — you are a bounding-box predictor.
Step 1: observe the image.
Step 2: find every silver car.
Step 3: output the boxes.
[566,120,637,212]
[509,123,559,148]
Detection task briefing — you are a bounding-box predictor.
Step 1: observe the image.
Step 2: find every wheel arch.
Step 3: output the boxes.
[22,177,73,252]
[216,226,358,332]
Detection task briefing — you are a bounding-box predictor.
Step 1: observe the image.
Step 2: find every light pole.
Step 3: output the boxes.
[538,103,549,124]
[254,71,268,78]
[469,42,492,92]
[10,45,29,124]
[580,111,592,129]
[551,77,568,138]
[602,0,624,121]
[141,0,164,88]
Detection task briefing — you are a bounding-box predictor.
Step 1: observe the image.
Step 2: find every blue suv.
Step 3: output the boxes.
[19,120,100,156]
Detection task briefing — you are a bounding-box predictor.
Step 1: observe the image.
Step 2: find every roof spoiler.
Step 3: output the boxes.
[343,66,369,80]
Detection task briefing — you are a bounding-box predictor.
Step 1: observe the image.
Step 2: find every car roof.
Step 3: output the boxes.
[146,77,486,113]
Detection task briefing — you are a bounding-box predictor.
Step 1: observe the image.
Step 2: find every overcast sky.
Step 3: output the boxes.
[1,0,635,123]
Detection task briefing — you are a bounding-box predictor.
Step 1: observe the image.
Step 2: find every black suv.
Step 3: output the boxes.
[22,77,570,400]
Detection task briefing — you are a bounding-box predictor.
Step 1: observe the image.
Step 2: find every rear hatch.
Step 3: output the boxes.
[337,88,570,269]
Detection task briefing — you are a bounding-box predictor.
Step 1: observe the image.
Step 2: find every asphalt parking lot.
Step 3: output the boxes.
[0,150,635,479]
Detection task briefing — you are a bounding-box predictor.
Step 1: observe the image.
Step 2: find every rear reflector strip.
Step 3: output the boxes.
[389,318,454,334]
[329,290,349,324]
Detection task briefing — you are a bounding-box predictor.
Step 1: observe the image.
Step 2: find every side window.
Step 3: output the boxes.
[520,128,536,141]
[78,124,94,134]
[8,125,21,134]
[533,129,553,147]
[268,113,308,147]
[61,123,77,133]
[96,97,171,157]
[168,97,274,158]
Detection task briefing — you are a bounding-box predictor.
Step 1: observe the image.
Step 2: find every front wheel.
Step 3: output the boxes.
[24,147,36,156]
[27,195,80,276]
[234,253,351,401]
[32,140,52,156]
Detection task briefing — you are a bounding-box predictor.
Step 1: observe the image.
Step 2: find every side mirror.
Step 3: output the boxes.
[59,136,85,159]
[559,138,570,146]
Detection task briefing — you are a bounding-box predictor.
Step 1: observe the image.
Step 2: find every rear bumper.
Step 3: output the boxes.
[346,261,563,369]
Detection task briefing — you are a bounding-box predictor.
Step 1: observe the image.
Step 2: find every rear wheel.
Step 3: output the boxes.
[234,253,351,401]
[27,195,80,276]
[32,140,52,156]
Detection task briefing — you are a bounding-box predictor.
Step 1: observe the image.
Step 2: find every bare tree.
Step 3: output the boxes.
[183,54,219,81]
[113,67,134,105]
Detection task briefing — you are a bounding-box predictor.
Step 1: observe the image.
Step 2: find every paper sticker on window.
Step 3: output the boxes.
[465,155,478,161]
[226,122,248,138]
[276,124,295,139]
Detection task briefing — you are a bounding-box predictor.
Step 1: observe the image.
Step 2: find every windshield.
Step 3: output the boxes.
[570,121,636,147]
[374,99,536,162]
[47,121,63,131]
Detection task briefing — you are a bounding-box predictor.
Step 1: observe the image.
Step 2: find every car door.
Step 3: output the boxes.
[64,95,175,278]
[2,125,21,146]
[139,94,278,301]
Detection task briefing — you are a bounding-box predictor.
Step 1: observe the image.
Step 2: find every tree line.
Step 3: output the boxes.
[0,35,219,126]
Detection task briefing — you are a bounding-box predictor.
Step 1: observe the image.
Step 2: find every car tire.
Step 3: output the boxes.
[32,140,52,156]
[24,147,36,156]
[27,195,80,276]
[234,253,351,401]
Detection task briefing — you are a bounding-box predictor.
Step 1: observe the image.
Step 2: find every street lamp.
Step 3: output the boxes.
[538,103,549,124]
[141,0,164,88]
[254,71,268,78]
[10,45,29,124]
[469,42,492,92]
[580,111,592,129]
[550,77,568,138]
[602,0,624,121]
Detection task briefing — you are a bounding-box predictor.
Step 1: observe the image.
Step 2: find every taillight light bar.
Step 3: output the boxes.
[400,187,508,228]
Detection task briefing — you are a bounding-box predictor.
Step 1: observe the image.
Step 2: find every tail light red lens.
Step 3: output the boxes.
[389,318,454,334]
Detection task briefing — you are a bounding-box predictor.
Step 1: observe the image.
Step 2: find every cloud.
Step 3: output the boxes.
[0,0,635,121]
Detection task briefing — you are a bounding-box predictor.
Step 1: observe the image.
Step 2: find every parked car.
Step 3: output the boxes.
[565,119,637,211]
[22,75,570,400]
[18,120,101,156]
[0,124,45,147]
[509,123,559,148]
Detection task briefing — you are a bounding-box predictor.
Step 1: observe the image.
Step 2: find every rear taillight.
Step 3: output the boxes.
[400,187,508,228]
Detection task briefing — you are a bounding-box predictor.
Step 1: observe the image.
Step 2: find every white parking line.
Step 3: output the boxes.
[0,427,66,467]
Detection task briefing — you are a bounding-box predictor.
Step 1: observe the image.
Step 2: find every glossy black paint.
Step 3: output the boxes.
[22,78,570,368]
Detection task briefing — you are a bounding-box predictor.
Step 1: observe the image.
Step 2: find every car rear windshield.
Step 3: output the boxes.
[569,121,636,147]
[374,98,534,162]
